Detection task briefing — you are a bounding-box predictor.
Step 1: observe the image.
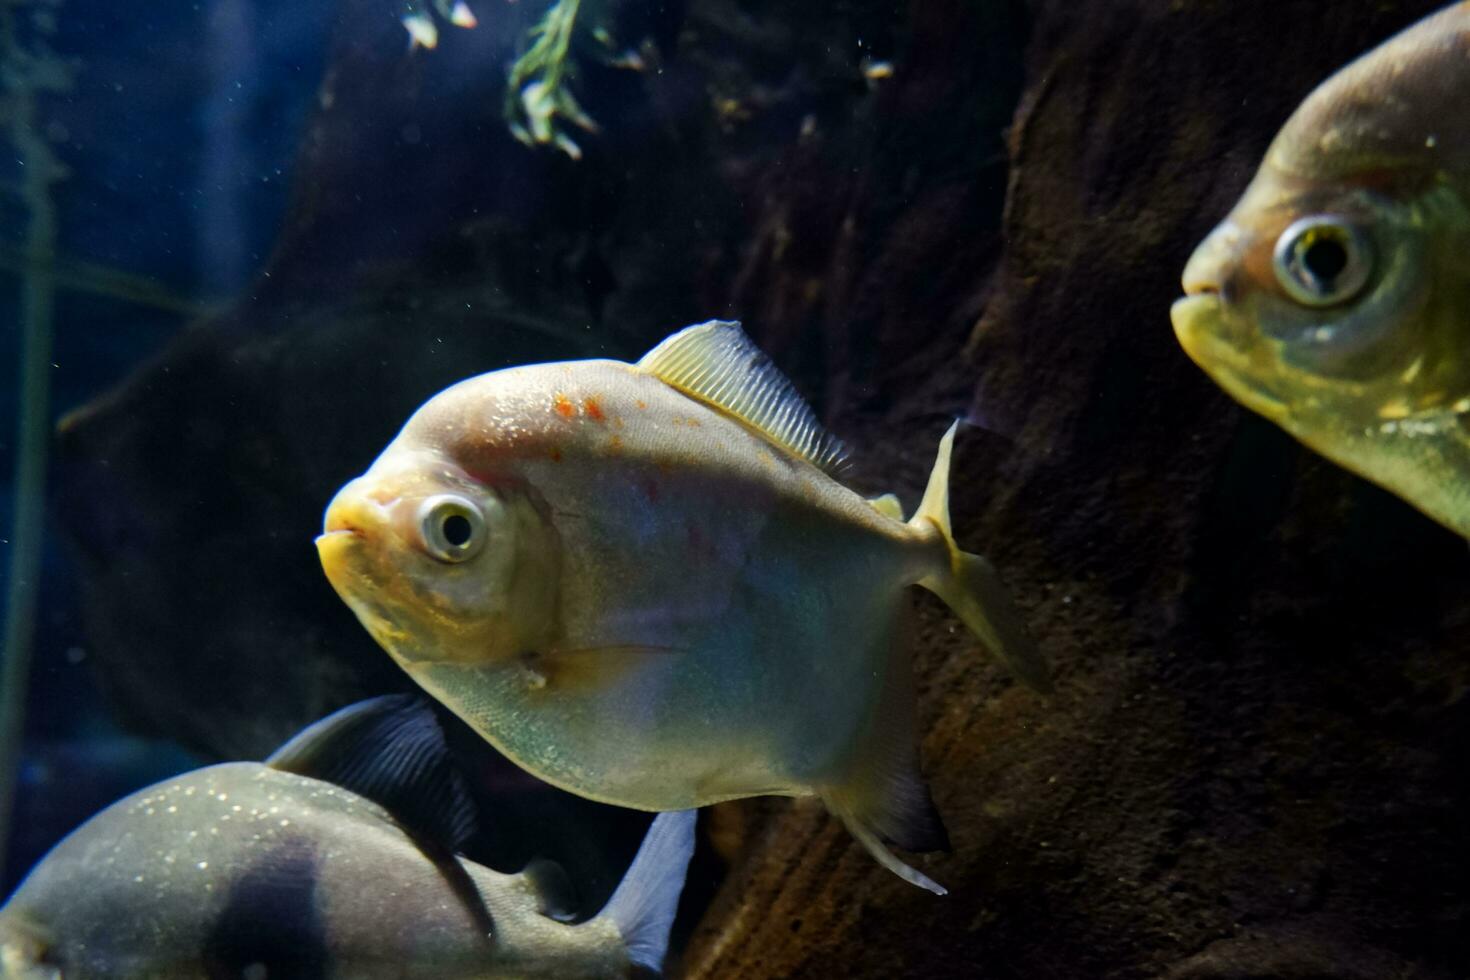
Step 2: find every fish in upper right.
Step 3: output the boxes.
[0,695,695,980]
[1171,3,1470,535]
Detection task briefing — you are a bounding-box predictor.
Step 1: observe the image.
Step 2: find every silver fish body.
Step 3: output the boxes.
[318,321,1048,893]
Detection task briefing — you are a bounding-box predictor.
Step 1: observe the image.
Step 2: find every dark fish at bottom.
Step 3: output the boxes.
[0,697,695,979]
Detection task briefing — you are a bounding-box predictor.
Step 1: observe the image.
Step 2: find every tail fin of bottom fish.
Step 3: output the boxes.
[595,809,697,976]
[913,422,1051,693]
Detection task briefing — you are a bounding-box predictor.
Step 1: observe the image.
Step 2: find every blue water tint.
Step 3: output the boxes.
[46,0,333,299]
[0,0,334,893]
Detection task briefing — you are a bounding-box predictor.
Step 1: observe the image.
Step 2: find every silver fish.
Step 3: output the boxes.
[317,320,1049,894]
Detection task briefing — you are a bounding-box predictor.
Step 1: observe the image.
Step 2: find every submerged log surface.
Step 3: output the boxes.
[50,0,1469,976]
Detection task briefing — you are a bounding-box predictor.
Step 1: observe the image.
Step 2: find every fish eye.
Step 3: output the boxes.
[417,494,485,563]
[1272,214,1374,308]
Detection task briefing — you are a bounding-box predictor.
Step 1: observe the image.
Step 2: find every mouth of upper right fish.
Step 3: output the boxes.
[1171,290,1292,420]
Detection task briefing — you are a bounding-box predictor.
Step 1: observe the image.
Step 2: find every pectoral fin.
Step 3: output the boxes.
[525,644,684,692]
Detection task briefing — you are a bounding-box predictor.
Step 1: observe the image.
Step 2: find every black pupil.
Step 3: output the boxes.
[441,513,473,548]
[1302,235,1348,285]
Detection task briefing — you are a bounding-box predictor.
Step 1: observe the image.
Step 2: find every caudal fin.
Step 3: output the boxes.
[596,810,697,976]
[913,423,1051,693]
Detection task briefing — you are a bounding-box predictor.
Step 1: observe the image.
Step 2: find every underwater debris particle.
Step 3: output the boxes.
[449,0,476,28]
[861,58,895,81]
[401,10,439,49]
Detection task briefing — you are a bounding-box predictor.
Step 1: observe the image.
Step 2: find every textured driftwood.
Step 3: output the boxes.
[49,0,1470,976]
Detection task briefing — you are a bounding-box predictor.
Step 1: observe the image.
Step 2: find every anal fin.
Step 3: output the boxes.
[824,757,951,896]
[820,611,951,896]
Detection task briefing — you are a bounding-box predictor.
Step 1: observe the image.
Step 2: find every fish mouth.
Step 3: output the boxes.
[316,484,385,566]
[1170,292,1228,369]
[315,500,373,597]
[316,527,364,579]
[1171,293,1291,421]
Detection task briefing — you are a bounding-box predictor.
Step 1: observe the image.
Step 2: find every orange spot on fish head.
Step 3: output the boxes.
[583,396,605,421]
[636,399,647,410]
[553,393,575,419]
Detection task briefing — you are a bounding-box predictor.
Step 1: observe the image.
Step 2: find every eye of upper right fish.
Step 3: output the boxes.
[417,494,486,563]
[1272,214,1374,308]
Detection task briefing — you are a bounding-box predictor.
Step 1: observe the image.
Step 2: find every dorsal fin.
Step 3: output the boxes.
[637,321,849,475]
[267,694,477,850]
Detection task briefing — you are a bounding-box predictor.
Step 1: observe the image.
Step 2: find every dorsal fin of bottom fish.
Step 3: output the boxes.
[267,693,478,850]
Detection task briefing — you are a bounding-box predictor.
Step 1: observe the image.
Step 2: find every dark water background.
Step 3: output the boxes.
[1,0,330,890]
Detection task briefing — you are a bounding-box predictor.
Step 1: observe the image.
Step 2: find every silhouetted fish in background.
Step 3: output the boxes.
[317,319,1048,895]
[1173,3,1470,535]
[0,696,695,979]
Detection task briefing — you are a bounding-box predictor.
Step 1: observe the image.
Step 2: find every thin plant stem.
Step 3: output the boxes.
[0,0,62,885]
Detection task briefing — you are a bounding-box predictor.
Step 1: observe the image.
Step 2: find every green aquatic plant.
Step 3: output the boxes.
[504,0,600,159]
[0,245,209,317]
[398,0,628,160]
[0,0,70,883]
